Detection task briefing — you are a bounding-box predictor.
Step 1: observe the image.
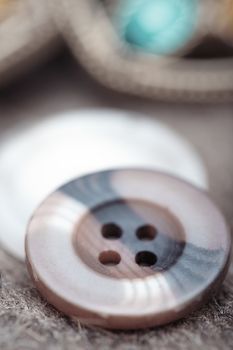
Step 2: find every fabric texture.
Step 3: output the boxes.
[0,54,232,350]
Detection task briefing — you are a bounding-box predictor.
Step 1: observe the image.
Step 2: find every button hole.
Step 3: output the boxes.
[136,225,157,241]
[99,250,121,266]
[101,223,122,239]
[135,251,157,267]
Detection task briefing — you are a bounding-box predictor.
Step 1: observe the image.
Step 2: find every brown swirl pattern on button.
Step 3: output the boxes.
[25,169,231,329]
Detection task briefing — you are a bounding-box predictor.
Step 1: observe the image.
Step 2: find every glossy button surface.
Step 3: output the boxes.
[26,169,231,329]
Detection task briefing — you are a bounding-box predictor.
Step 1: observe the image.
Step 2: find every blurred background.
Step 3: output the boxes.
[0,1,233,349]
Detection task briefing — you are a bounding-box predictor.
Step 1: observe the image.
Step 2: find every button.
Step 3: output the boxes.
[26,169,231,329]
[114,0,200,55]
[0,109,207,260]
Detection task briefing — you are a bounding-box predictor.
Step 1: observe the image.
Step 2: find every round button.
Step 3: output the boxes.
[0,109,207,260]
[26,169,231,329]
[114,0,199,55]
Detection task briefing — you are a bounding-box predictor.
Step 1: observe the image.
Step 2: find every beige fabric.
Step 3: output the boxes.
[54,0,233,102]
[0,0,60,86]
[0,54,232,349]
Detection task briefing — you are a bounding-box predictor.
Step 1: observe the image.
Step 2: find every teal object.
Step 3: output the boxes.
[116,0,198,55]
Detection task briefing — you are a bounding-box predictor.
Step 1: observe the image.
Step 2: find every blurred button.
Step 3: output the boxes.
[25,169,231,329]
[115,0,199,55]
[0,109,207,260]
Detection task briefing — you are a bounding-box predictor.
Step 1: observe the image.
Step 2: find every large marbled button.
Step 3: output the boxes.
[26,169,231,329]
